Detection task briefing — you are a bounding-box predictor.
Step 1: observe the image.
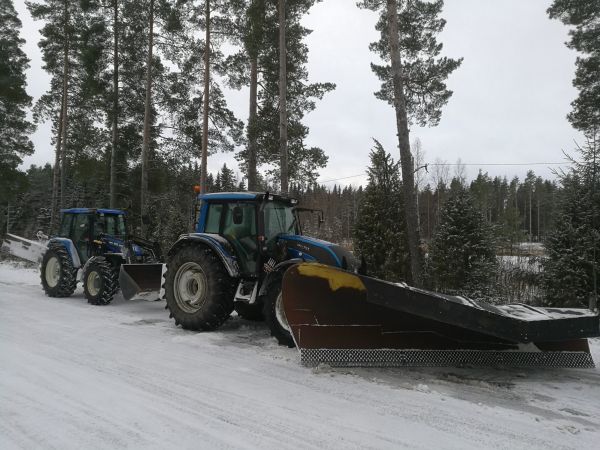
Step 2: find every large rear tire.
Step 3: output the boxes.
[83,257,119,305]
[263,272,295,348]
[41,244,77,298]
[165,243,236,331]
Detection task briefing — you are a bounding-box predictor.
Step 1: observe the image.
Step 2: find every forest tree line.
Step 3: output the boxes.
[1,0,598,307]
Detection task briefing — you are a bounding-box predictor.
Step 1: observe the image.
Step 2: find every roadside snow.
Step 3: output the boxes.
[1,262,599,449]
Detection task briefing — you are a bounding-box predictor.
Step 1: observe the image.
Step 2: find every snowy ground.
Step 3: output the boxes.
[1,262,599,449]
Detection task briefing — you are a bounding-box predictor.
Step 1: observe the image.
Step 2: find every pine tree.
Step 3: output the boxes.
[427,181,497,299]
[548,0,599,136]
[354,140,410,282]
[358,0,462,287]
[227,0,334,190]
[0,0,35,210]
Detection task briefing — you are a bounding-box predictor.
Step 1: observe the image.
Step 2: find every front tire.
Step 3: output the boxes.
[83,257,119,305]
[263,272,295,348]
[41,244,77,297]
[165,243,236,331]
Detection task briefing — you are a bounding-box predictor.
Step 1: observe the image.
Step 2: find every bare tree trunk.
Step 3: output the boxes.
[59,1,69,211]
[200,0,210,193]
[247,56,258,190]
[50,93,64,232]
[141,0,154,233]
[385,0,423,286]
[278,0,288,194]
[109,0,119,208]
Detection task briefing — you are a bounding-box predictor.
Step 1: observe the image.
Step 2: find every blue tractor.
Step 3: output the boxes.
[120,192,358,347]
[13,208,162,305]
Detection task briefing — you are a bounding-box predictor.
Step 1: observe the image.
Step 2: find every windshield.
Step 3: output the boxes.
[96,214,127,237]
[263,202,296,240]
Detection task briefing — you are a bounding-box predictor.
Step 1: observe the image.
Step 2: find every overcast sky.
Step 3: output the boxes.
[15,0,582,188]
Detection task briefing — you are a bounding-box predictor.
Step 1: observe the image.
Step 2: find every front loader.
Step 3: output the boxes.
[120,191,600,368]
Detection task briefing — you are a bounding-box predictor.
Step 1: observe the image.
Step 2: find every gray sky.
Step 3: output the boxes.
[15,0,582,188]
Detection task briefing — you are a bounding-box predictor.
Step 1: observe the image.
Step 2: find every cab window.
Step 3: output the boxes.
[264,202,296,240]
[97,214,127,237]
[59,214,74,238]
[204,204,223,233]
[222,203,257,273]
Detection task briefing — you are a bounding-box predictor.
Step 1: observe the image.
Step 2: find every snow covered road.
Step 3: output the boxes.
[1,262,599,449]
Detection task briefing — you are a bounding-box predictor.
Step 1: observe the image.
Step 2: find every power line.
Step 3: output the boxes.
[317,161,571,184]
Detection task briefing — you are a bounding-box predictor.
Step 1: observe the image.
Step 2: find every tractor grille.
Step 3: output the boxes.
[300,348,596,369]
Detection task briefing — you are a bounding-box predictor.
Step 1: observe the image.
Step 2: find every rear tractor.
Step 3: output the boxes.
[3,209,161,305]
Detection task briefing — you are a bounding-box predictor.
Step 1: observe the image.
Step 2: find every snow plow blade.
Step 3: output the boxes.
[1,233,47,264]
[119,263,165,301]
[282,263,599,368]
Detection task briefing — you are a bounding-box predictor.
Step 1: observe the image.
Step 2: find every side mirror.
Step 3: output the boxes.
[232,206,243,225]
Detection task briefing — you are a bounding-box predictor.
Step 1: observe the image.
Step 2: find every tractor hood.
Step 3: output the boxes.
[278,235,359,271]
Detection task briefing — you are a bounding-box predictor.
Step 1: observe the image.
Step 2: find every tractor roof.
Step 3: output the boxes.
[61,208,126,215]
[199,192,298,204]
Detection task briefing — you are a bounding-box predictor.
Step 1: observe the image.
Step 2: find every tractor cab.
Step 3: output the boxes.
[196,192,299,276]
[58,208,127,263]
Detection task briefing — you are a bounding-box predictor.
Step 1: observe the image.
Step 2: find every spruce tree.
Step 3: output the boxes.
[427,181,497,299]
[543,137,600,307]
[354,140,410,282]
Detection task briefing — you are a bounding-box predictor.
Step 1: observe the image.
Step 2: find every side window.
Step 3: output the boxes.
[59,214,73,238]
[72,214,90,243]
[204,204,223,233]
[222,203,256,238]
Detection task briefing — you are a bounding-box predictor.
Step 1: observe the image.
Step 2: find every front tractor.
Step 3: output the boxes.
[122,192,358,346]
[4,209,162,305]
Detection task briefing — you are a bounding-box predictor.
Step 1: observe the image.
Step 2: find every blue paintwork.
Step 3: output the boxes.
[287,247,317,261]
[61,208,125,215]
[196,202,209,233]
[278,234,342,267]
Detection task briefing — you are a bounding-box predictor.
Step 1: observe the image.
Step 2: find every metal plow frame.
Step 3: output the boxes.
[283,263,599,369]
[300,349,595,369]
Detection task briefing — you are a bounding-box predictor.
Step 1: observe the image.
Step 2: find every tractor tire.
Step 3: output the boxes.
[262,272,295,348]
[234,300,265,322]
[40,244,78,298]
[83,257,119,306]
[165,243,236,331]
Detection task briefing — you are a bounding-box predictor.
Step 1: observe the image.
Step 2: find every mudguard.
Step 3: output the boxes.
[49,238,82,269]
[168,233,240,278]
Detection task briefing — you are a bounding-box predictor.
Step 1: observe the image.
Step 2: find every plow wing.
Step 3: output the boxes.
[1,233,47,264]
[282,263,599,368]
[119,263,165,301]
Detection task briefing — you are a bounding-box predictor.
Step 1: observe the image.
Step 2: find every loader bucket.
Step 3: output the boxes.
[282,263,599,368]
[119,263,165,301]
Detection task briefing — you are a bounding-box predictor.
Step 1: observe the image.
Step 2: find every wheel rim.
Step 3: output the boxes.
[275,291,291,333]
[45,256,61,288]
[174,262,208,313]
[87,270,101,296]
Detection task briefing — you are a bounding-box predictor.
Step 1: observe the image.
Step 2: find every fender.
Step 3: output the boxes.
[168,233,240,278]
[49,238,82,269]
[258,258,303,297]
